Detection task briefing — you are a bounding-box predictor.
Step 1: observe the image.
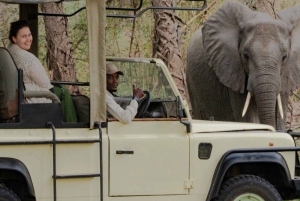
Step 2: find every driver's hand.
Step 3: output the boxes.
[133,84,144,100]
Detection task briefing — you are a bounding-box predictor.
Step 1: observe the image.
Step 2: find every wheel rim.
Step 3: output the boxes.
[234,193,264,201]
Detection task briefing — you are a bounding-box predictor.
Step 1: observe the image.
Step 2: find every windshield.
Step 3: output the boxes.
[109,61,176,101]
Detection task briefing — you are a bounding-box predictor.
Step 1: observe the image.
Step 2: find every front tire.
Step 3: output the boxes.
[215,175,282,201]
[0,186,20,201]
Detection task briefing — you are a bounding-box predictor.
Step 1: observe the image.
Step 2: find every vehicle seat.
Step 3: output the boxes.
[0,47,18,120]
[0,47,64,127]
[71,95,90,122]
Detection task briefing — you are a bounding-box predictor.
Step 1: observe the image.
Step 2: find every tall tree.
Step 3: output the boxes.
[152,0,191,110]
[41,3,78,94]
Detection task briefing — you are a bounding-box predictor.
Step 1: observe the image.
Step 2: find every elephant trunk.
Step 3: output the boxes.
[253,82,280,128]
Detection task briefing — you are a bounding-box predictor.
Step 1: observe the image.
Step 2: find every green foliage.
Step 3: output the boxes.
[37,0,90,94]
[105,0,225,73]
[63,0,89,83]
[39,1,89,83]
[0,3,18,47]
[276,0,299,11]
[111,61,176,100]
[38,15,47,71]
[106,0,154,58]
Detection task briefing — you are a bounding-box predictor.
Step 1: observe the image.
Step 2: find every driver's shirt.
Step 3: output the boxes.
[106,90,138,124]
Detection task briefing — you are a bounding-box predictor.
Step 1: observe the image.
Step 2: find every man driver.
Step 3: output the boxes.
[106,63,144,124]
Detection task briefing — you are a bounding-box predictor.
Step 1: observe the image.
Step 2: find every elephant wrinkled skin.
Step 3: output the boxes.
[186,2,300,130]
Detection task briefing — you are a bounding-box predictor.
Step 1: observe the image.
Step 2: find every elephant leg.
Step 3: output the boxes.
[228,90,260,123]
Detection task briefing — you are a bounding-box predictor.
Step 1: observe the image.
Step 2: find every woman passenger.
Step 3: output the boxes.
[7,20,77,122]
[7,20,53,103]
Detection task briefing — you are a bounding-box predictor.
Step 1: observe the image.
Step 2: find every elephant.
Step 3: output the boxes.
[186,1,300,130]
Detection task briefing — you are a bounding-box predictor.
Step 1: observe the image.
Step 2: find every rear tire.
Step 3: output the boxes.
[215,175,282,201]
[0,186,20,201]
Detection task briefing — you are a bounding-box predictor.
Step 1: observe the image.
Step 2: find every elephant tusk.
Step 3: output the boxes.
[242,92,251,117]
[277,94,284,119]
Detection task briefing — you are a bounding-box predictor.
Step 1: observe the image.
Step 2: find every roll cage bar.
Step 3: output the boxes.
[38,0,207,18]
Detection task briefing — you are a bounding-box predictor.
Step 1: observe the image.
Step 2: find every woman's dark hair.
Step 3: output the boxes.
[9,20,29,43]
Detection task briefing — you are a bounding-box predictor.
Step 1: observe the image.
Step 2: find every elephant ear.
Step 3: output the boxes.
[277,5,300,94]
[202,2,257,93]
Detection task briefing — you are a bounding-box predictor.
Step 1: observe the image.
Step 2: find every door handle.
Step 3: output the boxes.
[116,150,134,154]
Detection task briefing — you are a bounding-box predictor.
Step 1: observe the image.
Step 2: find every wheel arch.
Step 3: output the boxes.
[206,152,292,201]
[0,157,35,200]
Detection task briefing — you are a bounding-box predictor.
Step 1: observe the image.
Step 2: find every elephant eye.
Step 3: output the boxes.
[282,54,287,62]
[244,52,249,62]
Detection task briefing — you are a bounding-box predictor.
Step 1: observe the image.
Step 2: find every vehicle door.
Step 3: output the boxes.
[108,120,189,196]
[107,60,190,196]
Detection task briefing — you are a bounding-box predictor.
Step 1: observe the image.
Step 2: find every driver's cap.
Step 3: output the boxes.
[106,63,124,75]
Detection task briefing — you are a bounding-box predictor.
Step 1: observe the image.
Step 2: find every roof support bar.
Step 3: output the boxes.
[107,0,207,18]
[37,0,207,19]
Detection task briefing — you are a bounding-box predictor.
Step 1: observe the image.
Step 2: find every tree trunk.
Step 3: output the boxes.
[152,0,191,111]
[41,3,78,94]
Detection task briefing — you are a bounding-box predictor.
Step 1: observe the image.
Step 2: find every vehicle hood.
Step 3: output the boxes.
[191,120,275,133]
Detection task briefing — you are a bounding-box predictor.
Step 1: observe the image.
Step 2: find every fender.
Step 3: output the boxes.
[206,151,292,201]
[0,157,35,197]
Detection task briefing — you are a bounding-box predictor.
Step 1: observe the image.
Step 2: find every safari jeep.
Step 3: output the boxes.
[0,0,299,201]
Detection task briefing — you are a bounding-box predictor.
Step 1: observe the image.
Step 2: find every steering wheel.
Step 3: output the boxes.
[135,91,151,118]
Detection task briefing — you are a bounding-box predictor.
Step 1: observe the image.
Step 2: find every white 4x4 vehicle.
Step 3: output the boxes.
[0,0,299,201]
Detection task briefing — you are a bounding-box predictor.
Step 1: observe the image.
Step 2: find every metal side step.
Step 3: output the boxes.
[48,122,103,201]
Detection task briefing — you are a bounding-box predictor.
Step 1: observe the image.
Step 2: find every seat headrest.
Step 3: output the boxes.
[0,47,18,119]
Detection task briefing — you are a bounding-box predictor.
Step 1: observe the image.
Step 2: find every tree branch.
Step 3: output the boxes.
[182,0,217,31]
